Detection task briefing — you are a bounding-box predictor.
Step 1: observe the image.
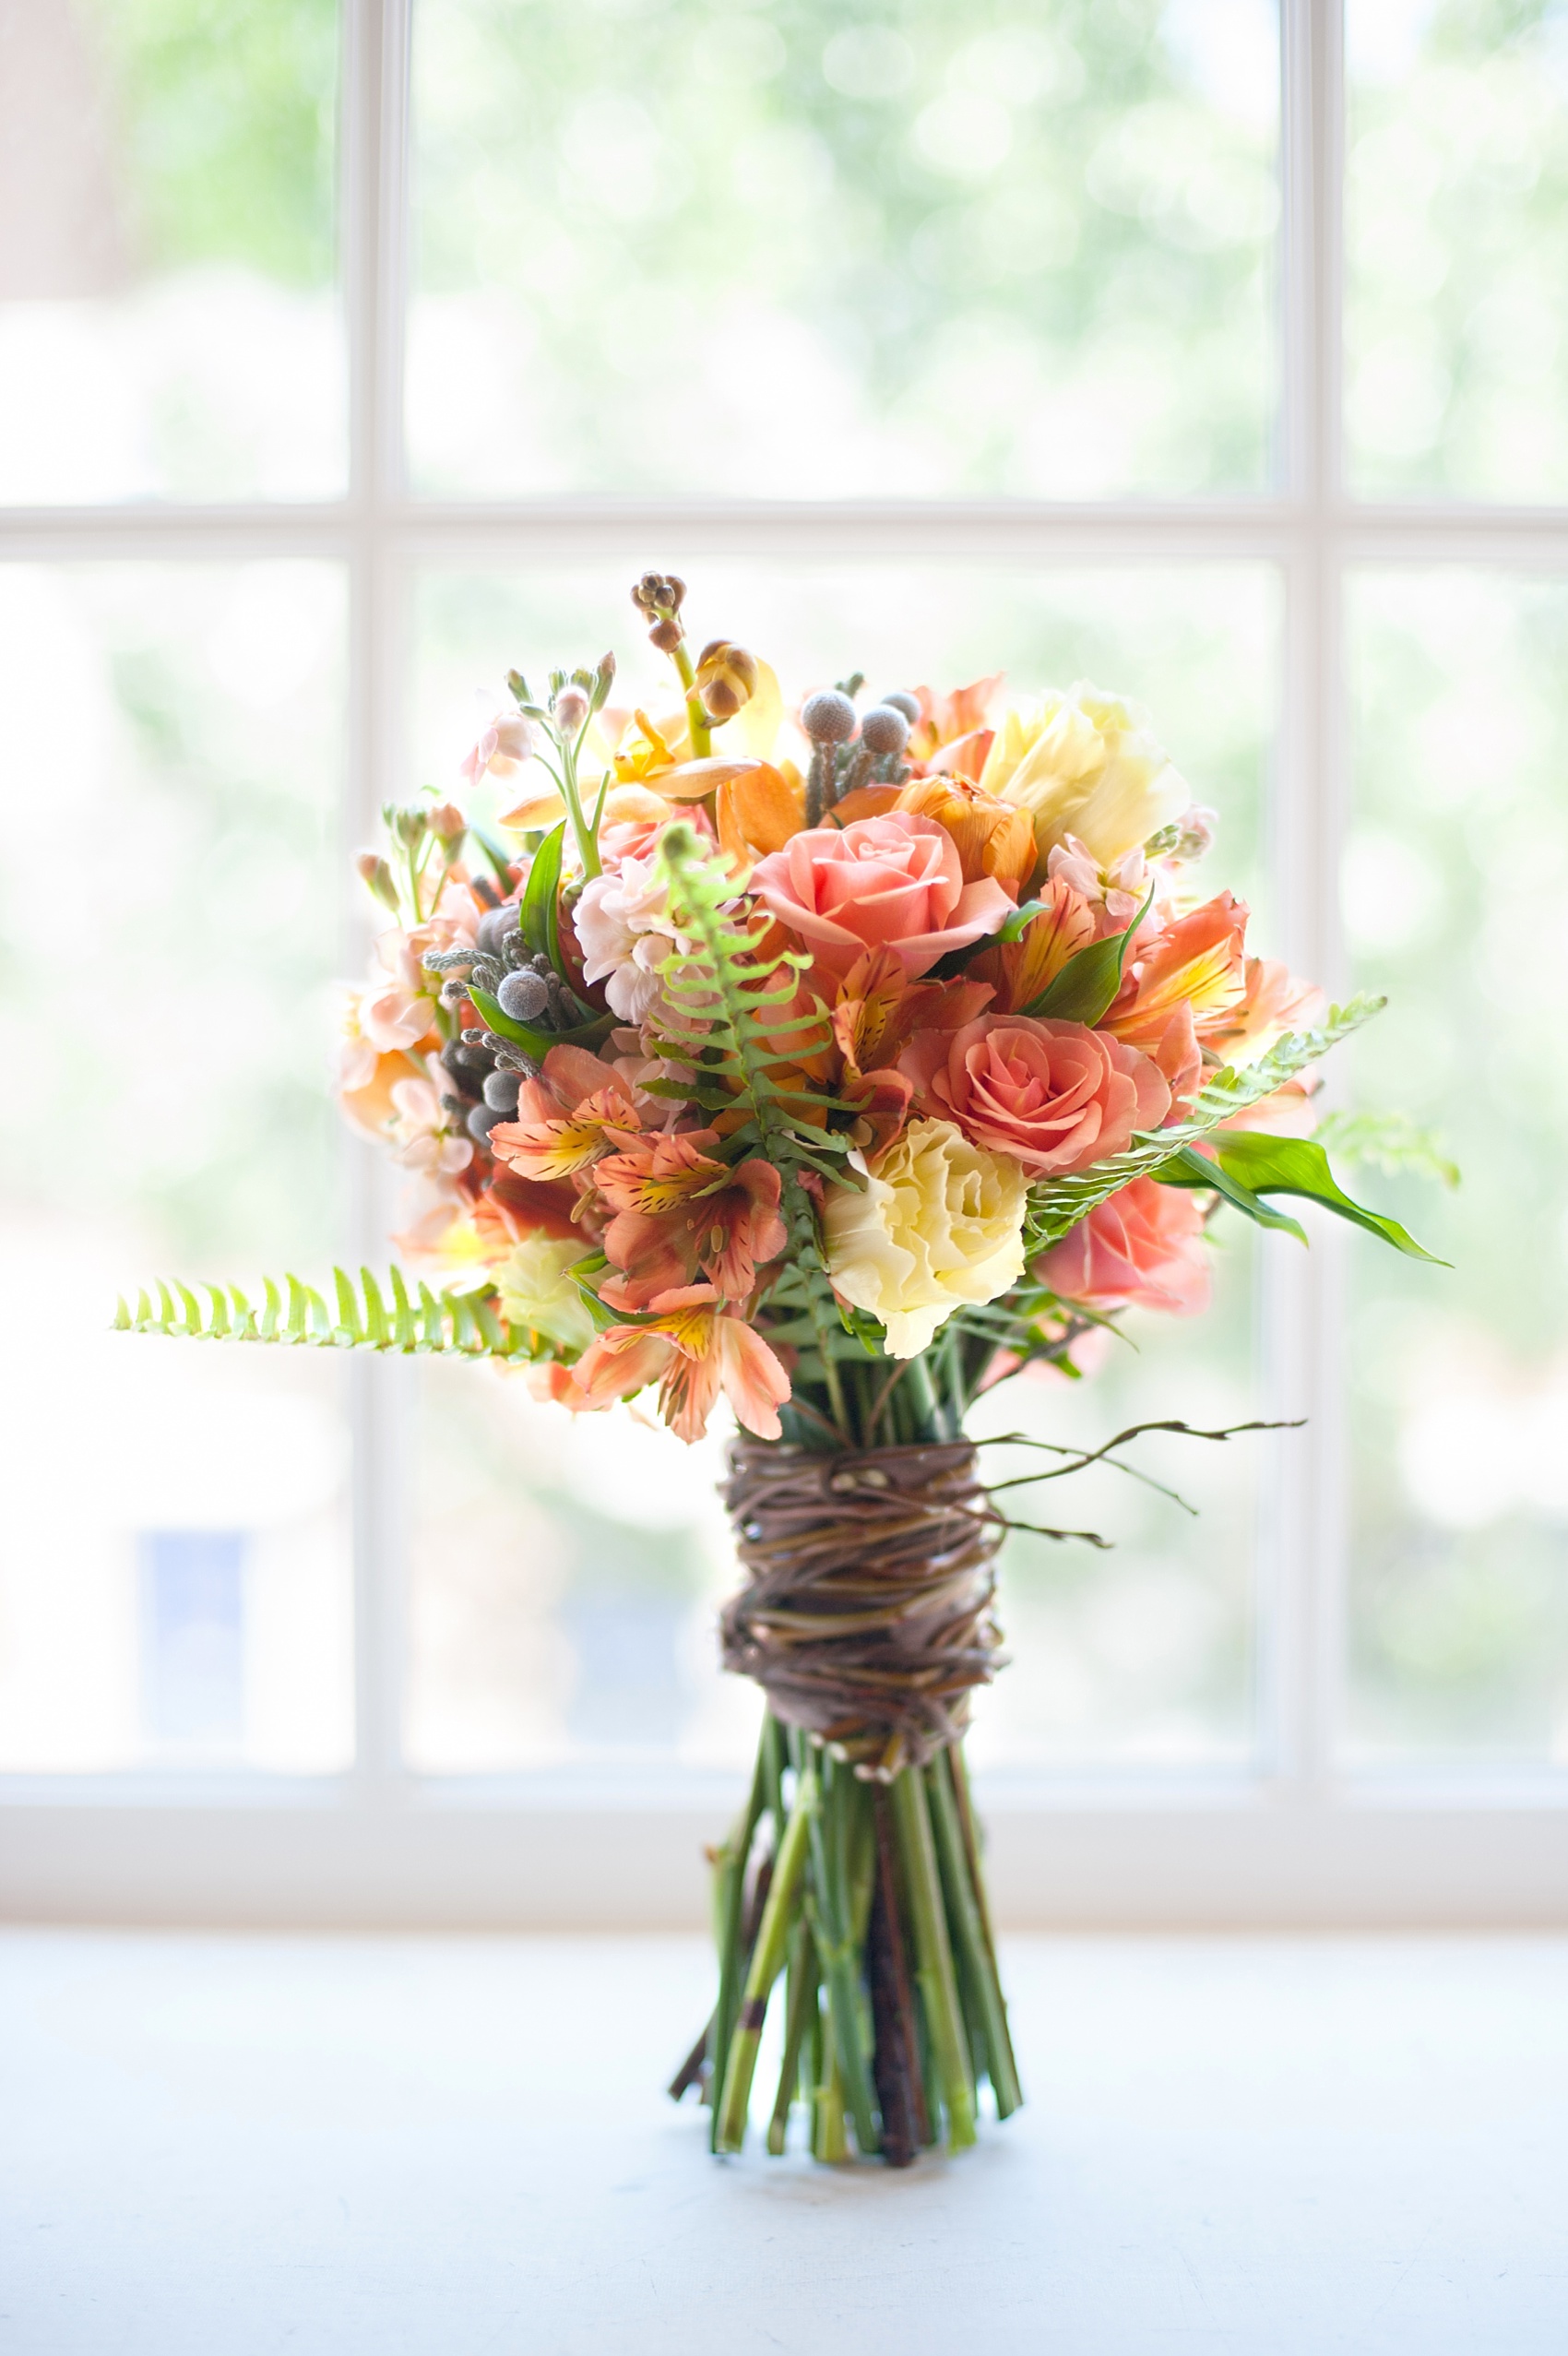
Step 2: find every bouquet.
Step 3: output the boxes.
[121,570,1438,2166]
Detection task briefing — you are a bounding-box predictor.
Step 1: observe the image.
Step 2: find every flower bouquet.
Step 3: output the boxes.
[121,571,1439,2166]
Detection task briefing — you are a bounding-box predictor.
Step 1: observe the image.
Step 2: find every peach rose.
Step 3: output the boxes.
[750,810,1013,981]
[1035,1177,1210,1316]
[901,1014,1170,1176]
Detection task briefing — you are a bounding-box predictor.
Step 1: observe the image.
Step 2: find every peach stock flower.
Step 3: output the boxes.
[750,810,1012,981]
[388,1077,472,1176]
[1035,1177,1211,1317]
[901,1015,1170,1177]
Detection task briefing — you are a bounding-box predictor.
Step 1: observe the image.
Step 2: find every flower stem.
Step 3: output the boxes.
[766,1920,817,2155]
[707,1732,770,2148]
[557,734,601,881]
[714,1758,817,2154]
[928,1750,1022,2120]
[891,1762,976,2149]
[671,639,713,759]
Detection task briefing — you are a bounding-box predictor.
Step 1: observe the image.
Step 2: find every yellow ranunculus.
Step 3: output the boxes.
[980,682,1188,870]
[496,1236,598,1357]
[822,1118,1028,1360]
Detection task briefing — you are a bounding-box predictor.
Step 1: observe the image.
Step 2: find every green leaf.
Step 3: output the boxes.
[1158,1134,1446,1262]
[467,981,613,1061]
[997,898,1049,944]
[1155,1143,1308,1243]
[517,818,565,970]
[1020,881,1155,1024]
[468,824,517,889]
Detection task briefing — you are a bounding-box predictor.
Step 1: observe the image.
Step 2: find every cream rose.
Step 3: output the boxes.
[495,1235,598,1357]
[822,1117,1028,1359]
[980,683,1187,869]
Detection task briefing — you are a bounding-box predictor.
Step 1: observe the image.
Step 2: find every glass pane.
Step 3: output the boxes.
[1344,570,1568,1763]
[406,559,1277,1771]
[0,564,353,1771]
[409,0,1280,499]
[0,0,344,501]
[1345,3,1568,499]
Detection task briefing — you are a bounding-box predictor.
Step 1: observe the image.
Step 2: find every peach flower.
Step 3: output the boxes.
[1035,1177,1211,1316]
[902,1015,1170,1177]
[750,810,1012,981]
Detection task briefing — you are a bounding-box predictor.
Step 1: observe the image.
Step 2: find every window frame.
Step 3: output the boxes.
[6,0,1568,1929]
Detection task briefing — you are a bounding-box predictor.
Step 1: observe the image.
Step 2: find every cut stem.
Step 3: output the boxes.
[766,1923,818,2156]
[928,1750,1021,2120]
[891,1762,976,2150]
[714,1759,817,2153]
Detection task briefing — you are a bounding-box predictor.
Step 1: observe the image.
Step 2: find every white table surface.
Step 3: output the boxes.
[3,1929,1566,2354]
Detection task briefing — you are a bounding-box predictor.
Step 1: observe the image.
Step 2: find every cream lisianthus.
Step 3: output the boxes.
[822,1118,1028,1360]
[980,683,1188,870]
[495,1235,599,1357]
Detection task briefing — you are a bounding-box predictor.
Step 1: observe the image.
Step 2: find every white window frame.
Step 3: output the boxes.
[6,0,1568,1929]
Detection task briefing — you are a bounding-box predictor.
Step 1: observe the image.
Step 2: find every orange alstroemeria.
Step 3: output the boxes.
[1105,893,1250,1051]
[895,775,1035,894]
[967,875,1098,1014]
[593,1130,787,1309]
[487,1047,640,1183]
[905,675,1004,765]
[565,1284,790,1445]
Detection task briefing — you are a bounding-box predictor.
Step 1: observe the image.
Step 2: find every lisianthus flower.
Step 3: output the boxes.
[593,1131,787,1309]
[902,1015,1170,1177]
[496,1235,600,1357]
[1035,1177,1210,1316]
[751,810,1012,982]
[895,776,1035,894]
[488,1047,640,1182]
[981,684,1188,870]
[552,1284,790,1445]
[822,1117,1028,1359]
[389,1077,472,1176]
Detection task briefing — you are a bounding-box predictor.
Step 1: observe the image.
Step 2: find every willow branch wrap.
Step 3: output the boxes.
[719,1438,1004,1780]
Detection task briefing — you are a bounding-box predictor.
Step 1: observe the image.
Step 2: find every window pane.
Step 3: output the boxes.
[0,0,344,502]
[409,0,1280,499]
[0,565,353,1771]
[407,560,1277,1771]
[1344,571,1568,1764]
[1345,3,1568,499]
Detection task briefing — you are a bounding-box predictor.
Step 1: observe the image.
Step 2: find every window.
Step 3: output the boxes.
[4,0,1566,1927]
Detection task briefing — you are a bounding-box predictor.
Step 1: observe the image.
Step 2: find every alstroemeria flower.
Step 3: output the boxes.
[902,1015,1170,1177]
[593,1130,787,1309]
[556,1284,790,1445]
[1035,1177,1210,1316]
[751,810,1012,982]
[488,1047,640,1182]
[1101,892,1250,1106]
[389,1077,472,1176]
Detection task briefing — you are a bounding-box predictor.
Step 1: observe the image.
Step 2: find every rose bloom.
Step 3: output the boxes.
[980,684,1188,869]
[1035,1176,1210,1316]
[751,810,1013,981]
[823,1115,1028,1358]
[902,1015,1170,1177]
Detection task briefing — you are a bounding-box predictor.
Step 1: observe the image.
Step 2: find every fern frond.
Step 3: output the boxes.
[1025,994,1384,1251]
[116,1267,529,1360]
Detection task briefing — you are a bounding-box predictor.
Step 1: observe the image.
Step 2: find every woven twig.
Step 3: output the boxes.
[719,1438,1004,1781]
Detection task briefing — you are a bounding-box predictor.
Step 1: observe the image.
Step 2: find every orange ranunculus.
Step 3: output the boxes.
[715,761,804,866]
[751,810,1013,981]
[1035,1176,1211,1316]
[895,775,1035,893]
[902,1013,1170,1176]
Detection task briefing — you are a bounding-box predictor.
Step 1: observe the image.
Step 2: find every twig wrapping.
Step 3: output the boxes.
[719,1438,1004,1780]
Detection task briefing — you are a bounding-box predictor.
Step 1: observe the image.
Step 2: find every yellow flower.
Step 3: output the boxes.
[495,1236,598,1357]
[980,683,1187,869]
[822,1117,1028,1359]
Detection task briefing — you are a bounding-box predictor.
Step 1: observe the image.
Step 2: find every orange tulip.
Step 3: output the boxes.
[895,775,1036,892]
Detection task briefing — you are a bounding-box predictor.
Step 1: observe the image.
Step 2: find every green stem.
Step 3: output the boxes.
[671,638,713,758]
[927,1750,1022,2120]
[715,1760,817,2153]
[804,1755,881,2157]
[813,2009,849,2162]
[766,1922,817,2156]
[557,735,601,881]
[891,1764,976,2149]
[707,1734,770,2148]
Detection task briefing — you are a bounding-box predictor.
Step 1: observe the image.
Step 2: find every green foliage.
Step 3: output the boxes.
[1019,881,1155,1023]
[114,1267,521,1358]
[1313,1108,1461,1191]
[1024,995,1386,1253]
[1157,1136,1444,1262]
[83,0,339,285]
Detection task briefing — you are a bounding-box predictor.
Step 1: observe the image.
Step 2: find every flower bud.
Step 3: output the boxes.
[647,618,683,654]
[392,803,428,848]
[427,801,466,848]
[552,684,590,734]
[695,638,759,721]
[801,689,858,744]
[355,851,401,913]
[633,571,686,619]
